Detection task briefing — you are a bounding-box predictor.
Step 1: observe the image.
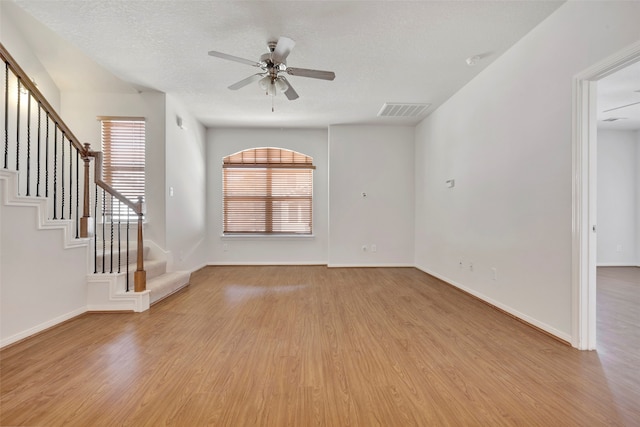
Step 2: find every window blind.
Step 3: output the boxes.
[223,148,314,235]
[100,118,145,218]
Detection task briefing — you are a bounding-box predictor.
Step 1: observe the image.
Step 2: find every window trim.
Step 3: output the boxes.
[222,147,314,236]
[99,116,146,221]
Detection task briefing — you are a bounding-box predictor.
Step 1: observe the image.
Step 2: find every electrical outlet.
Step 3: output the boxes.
[469,262,474,272]
[223,243,229,252]
[459,261,463,269]
[371,244,377,253]
[616,244,623,252]
[491,267,497,281]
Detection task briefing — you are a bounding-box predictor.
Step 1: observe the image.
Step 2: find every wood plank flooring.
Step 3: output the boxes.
[1,266,639,426]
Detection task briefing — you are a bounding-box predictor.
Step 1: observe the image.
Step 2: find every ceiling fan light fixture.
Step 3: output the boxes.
[208,36,335,104]
[258,76,271,91]
[258,76,277,96]
[275,77,289,93]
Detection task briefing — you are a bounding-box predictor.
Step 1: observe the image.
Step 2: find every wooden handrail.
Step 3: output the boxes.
[87,148,143,215]
[1,41,146,292]
[0,43,87,156]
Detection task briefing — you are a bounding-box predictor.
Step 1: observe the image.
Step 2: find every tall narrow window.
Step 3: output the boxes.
[223,147,314,235]
[100,117,145,218]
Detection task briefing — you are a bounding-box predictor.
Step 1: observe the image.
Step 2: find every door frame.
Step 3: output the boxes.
[572,40,640,350]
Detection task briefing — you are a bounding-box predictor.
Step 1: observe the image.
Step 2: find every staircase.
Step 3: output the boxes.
[88,244,190,312]
[1,42,190,319]
[1,167,190,315]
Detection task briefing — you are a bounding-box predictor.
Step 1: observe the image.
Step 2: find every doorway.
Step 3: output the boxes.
[573,40,640,350]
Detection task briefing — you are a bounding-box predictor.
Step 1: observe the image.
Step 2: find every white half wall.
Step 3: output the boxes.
[597,130,638,266]
[165,95,207,271]
[414,1,640,341]
[207,128,328,264]
[328,125,415,267]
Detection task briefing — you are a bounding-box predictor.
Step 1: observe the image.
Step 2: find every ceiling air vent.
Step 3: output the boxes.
[378,103,430,118]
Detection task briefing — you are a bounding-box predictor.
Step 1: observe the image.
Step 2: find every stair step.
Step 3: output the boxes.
[122,258,166,281]
[94,245,150,272]
[148,271,191,305]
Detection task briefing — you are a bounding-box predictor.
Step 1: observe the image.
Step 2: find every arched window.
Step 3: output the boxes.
[222,147,315,235]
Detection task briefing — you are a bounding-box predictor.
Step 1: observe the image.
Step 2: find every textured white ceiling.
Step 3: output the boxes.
[10,0,567,128]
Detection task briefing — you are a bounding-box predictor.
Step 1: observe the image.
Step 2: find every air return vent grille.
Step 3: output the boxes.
[378,103,430,118]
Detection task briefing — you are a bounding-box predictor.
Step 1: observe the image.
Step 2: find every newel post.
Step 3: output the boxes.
[133,196,146,292]
[80,143,94,238]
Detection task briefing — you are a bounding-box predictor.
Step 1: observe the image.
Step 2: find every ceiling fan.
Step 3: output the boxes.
[208,36,335,101]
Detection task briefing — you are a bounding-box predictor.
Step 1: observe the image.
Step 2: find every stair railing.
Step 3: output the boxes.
[0,42,146,292]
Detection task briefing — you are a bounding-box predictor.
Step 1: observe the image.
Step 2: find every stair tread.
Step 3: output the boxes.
[147,271,190,305]
[147,271,190,288]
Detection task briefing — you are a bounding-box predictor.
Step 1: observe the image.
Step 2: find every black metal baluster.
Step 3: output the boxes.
[110,194,114,273]
[102,189,106,273]
[16,78,20,177]
[53,124,58,219]
[4,62,8,169]
[75,150,79,238]
[68,139,72,221]
[117,202,122,273]
[26,92,31,196]
[45,114,49,198]
[36,104,41,196]
[94,184,98,273]
[60,133,65,219]
[126,216,130,292]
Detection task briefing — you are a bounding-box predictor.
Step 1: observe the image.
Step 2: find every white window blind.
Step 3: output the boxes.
[100,117,145,218]
[223,148,314,235]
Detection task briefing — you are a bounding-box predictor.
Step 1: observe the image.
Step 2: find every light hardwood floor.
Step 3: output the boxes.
[1,266,639,426]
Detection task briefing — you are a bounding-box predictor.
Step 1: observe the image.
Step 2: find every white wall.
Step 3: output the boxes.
[597,130,638,266]
[0,1,89,347]
[61,91,167,248]
[414,1,640,341]
[329,125,415,266]
[165,95,207,271]
[637,130,640,267]
[0,197,88,347]
[207,128,328,264]
[0,1,60,112]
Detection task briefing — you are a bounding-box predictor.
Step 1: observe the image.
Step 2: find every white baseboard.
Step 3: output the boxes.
[327,263,414,268]
[190,263,209,273]
[414,264,572,345]
[0,307,86,349]
[597,262,637,267]
[207,261,327,266]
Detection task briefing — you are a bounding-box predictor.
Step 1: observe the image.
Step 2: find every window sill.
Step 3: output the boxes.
[221,234,315,240]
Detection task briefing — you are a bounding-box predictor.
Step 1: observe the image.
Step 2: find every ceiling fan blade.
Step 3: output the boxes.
[286,67,335,81]
[228,73,265,90]
[280,77,299,100]
[272,37,295,64]
[208,50,262,67]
